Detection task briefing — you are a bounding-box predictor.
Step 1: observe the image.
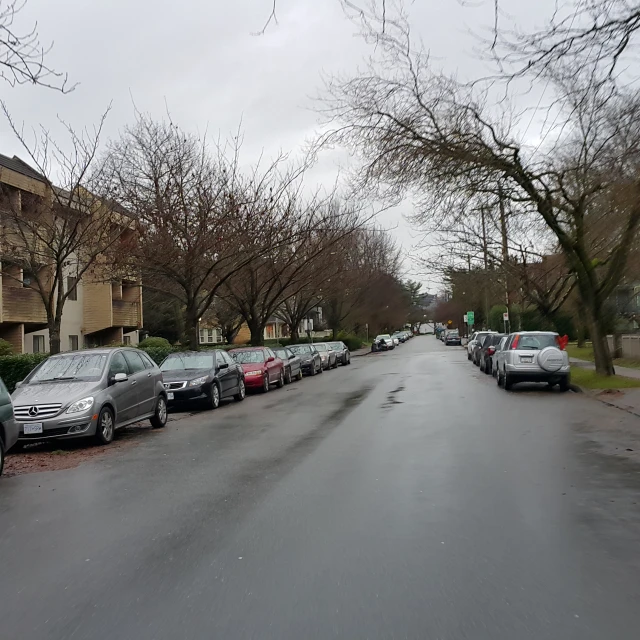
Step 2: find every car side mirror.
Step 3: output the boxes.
[267,356,275,363]
[218,362,229,369]
[111,372,128,384]
[289,355,296,360]
[14,380,23,389]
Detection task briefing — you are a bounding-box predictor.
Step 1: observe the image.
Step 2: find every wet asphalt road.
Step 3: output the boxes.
[2,337,640,639]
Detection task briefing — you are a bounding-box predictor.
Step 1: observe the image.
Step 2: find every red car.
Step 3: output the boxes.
[229,347,285,393]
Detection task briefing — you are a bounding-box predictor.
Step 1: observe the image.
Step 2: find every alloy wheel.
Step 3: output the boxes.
[101,411,114,442]
[211,385,220,409]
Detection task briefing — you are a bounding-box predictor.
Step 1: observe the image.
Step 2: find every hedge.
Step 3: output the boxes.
[0,353,49,392]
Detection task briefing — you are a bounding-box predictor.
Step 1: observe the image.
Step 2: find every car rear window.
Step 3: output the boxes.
[289,345,312,355]
[514,334,558,350]
[231,350,266,364]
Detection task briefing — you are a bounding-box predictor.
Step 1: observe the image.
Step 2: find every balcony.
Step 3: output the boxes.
[112,299,141,328]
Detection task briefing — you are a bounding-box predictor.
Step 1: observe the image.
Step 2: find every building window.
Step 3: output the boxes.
[33,335,45,353]
[199,328,223,344]
[69,335,79,351]
[67,276,78,301]
[22,269,35,288]
[123,335,131,345]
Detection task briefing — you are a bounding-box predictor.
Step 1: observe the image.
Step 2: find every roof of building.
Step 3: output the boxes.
[0,154,45,182]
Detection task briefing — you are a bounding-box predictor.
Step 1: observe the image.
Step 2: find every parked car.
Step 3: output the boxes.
[328,341,351,365]
[160,350,245,409]
[230,347,284,392]
[491,336,509,378]
[372,334,395,351]
[471,332,496,365]
[479,333,506,374]
[392,332,406,344]
[0,376,19,476]
[11,348,167,446]
[314,343,338,369]
[445,330,462,346]
[289,344,322,375]
[496,331,570,391]
[466,331,479,359]
[273,346,303,383]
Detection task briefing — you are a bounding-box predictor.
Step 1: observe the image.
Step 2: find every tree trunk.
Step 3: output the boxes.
[249,319,264,346]
[332,325,339,339]
[48,322,61,355]
[289,326,300,342]
[576,322,586,349]
[589,311,615,376]
[184,304,199,350]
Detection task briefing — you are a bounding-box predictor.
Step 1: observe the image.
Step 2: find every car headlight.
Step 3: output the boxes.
[321,355,327,360]
[245,371,263,376]
[66,396,94,414]
[188,376,208,387]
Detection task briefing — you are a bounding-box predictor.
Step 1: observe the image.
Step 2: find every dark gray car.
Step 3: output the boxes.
[11,348,168,445]
[328,341,351,365]
[0,376,19,476]
[273,347,303,383]
[289,344,322,376]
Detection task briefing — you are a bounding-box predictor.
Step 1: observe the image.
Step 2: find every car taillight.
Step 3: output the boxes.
[487,346,495,355]
[510,335,520,349]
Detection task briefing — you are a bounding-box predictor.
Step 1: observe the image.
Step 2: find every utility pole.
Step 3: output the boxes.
[481,205,490,328]
[498,183,511,332]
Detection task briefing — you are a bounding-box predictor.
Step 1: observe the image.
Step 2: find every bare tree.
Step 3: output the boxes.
[221,197,362,345]
[0,106,129,353]
[0,0,71,91]
[106,114,308,350]
[319,9,640,375]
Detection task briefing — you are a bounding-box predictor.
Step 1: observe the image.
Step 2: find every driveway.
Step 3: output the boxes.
[2,338,640,639]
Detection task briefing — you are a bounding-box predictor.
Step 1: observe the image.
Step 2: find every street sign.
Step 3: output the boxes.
[467,311,475,325]
[503,312,509,321]
[463,314,468,323]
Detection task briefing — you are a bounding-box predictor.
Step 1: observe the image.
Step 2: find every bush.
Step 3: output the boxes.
[0,339,14,356]
[139,345,179,365]
[338,333,364,351]
[138,336,172,349]
[0,353,50,392]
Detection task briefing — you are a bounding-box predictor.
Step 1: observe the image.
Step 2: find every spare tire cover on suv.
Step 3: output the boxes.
[537,346,564,372]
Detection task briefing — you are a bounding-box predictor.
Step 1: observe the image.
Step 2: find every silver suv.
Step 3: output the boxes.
[11,348,168,445]
[496,331,570,391]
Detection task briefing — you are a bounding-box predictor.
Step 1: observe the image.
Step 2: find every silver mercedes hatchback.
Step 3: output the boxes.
[11,348,168,445]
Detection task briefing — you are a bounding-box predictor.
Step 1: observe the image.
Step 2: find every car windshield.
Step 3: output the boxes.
[328,342,342,350]
[516,334,558,350]
[315,344,328,352]
[377,335,391,340]
[161,354,215,371]
[289,345,312,355]
[28,353,108,383]
[232,350,265,364]
[274,349,288,359]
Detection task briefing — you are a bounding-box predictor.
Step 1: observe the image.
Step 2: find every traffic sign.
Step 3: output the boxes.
[463,314,468,323]
[467,311,475,325]
[447,319,453,325]
[503,312,509,321]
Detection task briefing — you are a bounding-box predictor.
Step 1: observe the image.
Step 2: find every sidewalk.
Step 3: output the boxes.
[570,357,640,380]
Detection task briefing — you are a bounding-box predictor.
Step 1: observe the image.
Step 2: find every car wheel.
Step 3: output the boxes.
[151,395,168,428]
[318,362,324,373]
[0,437,4,476]
[95,406,115,444]
[234,379,246,402]
[284,367,292,384]
[467,351,472,360]
[479,359,484,372]
[497,368,503,387]
[345,354,351,365]
[485,362,491,375]
[310,363,317,376]
[297,368,303,380]
[503,373,513,391]
[262,374,270,393]
[276,370,285,388]
[208,383,221,410]
[332,358,338,369]
[559,376,570,392]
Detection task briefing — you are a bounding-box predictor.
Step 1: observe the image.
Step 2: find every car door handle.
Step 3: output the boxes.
[147,372,152,377]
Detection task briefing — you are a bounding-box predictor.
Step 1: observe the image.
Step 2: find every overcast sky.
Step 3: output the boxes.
[1,0,558,292]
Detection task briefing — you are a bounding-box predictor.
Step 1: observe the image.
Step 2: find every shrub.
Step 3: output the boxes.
[138,336,171,349]
[139,345,178,365]
[338,334,364,351]
[0,353,50,392]
[0,339,14,356]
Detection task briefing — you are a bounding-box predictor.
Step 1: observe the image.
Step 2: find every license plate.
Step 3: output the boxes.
[520,356,533,363]
[167,392,174,400]
[23,422,43,434]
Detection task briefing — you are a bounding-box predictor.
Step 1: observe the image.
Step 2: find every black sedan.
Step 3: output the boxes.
[160,350,245,410]
[328,341,351,365]
[445,331,461,346]
[289,344,323,375]
[273,346,303,383]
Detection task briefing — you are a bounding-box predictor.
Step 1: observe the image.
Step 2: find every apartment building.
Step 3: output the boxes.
[0,154,142,354]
